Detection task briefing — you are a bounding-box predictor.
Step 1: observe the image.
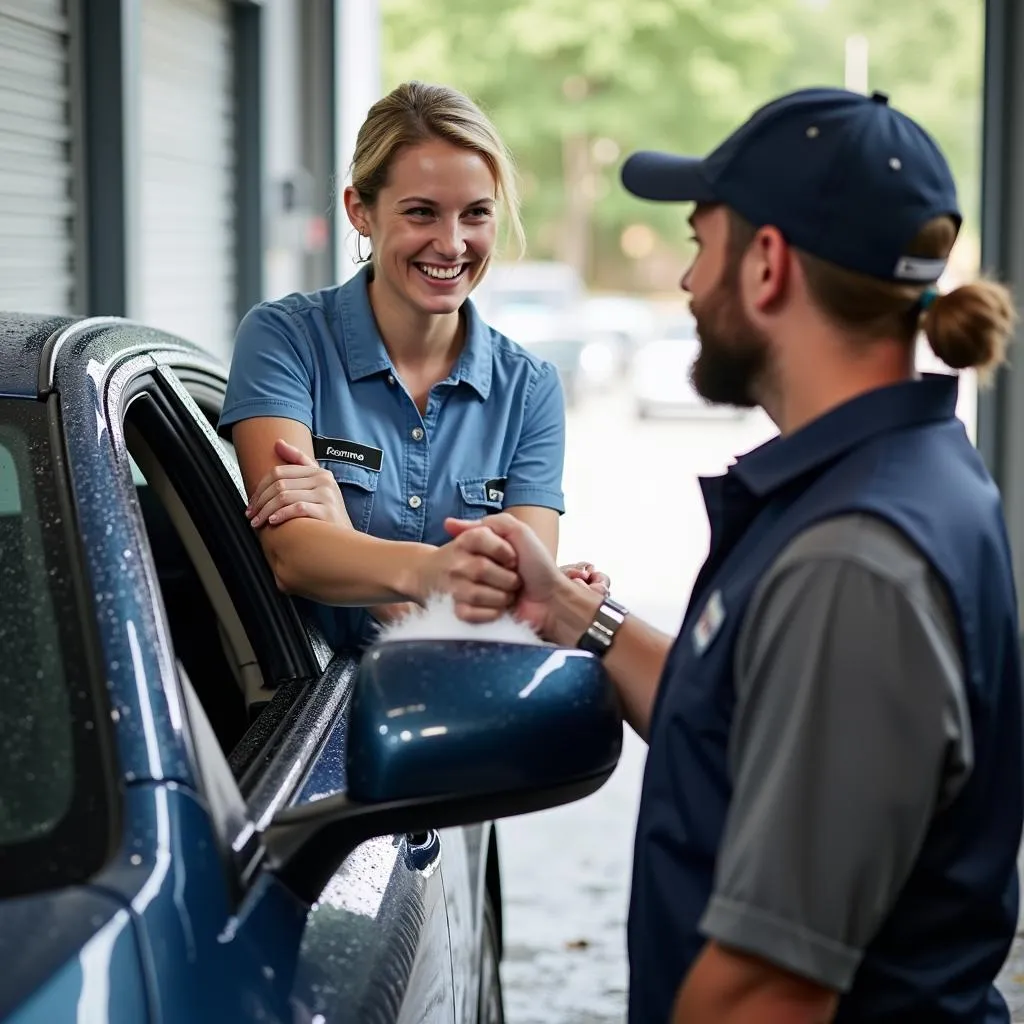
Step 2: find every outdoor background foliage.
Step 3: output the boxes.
[381,0,984,293]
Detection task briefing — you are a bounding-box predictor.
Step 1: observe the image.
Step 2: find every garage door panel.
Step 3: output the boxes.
[0,89,69,128]
[138,0,235,362]
[0,207,71,234]
[0,2,75,315]
[0,40,66,82]
[0,129,66,162]
[0,69,67,105]
[0,144,68,172]
[0,189,73,217]
[0,2,66,35]
[0,236,73,264]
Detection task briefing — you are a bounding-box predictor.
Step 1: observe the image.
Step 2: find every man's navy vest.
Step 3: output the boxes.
[628,375,1024,1023]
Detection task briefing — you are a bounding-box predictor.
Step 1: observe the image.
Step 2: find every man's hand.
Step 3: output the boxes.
[246,439,353,529]
[561,560,611,597]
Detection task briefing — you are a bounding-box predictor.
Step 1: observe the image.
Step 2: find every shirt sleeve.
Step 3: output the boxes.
[502,360,566,513]
[218,303,317,433]
[699,515,972,992]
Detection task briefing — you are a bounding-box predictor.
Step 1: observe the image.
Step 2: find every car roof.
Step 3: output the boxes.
[0,312,215,398]
[0,313,76,397]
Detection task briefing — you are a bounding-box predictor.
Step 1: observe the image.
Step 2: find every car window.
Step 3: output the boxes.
[121,374,321,763]
[120,372,343,881]
[0,398,112,896]
[162,366,333,675]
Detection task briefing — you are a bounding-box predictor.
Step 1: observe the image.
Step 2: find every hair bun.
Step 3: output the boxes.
[923,280,1017,382]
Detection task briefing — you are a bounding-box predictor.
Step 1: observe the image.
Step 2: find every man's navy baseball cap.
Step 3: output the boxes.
[621,87,961,284]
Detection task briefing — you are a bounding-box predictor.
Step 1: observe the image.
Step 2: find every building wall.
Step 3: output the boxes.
[0,0,372,362]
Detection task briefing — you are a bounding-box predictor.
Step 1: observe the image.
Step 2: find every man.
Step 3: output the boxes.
[447,88,1023,1022]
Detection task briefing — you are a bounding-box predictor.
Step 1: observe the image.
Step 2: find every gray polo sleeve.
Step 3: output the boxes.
[698,513,972,992]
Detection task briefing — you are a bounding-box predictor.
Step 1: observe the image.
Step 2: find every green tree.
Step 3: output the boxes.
[381,0,984,289]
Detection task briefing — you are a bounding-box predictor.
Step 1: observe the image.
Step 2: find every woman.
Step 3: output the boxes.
[220,81,607,651]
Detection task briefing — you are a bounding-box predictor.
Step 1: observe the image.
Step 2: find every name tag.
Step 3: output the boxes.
[313,434,384,473]
[484,477,508,503]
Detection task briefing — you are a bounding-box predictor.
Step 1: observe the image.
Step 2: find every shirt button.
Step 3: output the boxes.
[387,374,396,386]
[411,427,424,441]
[408,495,422,509]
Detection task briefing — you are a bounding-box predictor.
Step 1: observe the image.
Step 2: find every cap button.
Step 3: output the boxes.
[871,90,890,105]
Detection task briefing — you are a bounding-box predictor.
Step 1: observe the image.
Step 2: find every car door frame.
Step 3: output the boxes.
[117,353,462,1021]
[157,354,500,1024]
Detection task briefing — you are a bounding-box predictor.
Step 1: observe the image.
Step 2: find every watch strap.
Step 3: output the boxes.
[577,596,629,658]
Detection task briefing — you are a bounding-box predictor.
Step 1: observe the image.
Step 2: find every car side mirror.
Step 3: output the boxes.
[263,640,623,904]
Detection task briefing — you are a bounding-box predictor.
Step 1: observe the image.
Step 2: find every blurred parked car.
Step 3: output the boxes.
[0,314,621,1023]
[474,262,589,406]
[632,314,746,420]
[582,293,659,381]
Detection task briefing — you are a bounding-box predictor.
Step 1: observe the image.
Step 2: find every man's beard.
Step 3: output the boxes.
[690,272,771,409]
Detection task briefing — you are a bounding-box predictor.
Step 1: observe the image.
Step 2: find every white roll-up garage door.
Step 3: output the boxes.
[0,0,75,314]
[138,0,235,363]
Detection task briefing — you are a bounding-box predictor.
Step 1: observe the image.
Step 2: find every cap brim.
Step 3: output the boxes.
[621,151,718,203]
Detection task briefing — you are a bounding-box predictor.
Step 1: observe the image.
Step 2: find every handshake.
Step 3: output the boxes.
[245,440,610,641]
[427,513,610,637]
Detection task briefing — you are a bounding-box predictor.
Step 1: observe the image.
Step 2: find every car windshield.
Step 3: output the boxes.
[0,398,111,897]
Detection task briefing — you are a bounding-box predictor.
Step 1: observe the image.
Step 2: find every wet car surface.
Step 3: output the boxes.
[0,314,508,1024]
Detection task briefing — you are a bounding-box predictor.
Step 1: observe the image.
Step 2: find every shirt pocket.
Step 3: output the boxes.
[331,463,379,533]
[458,475,505,520]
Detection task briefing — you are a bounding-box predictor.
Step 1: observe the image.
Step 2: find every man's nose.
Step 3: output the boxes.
[680,264,694,294]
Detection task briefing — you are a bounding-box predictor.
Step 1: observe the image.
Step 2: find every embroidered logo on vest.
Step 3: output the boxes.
[692,589,726,656]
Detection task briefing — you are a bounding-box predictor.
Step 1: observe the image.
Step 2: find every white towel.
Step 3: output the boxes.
[373,592,547,647]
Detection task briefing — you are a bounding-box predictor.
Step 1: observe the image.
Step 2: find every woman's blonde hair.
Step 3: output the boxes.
[350,81,526,256]
[728,210,1017,384]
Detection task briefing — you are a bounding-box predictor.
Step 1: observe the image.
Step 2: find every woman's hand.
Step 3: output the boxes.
[246,439,352,529]
[446,514,570,633]
[413,527,521,623]
[560,560,612,597]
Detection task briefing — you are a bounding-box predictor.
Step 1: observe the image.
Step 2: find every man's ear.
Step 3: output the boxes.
[749,225,790,312]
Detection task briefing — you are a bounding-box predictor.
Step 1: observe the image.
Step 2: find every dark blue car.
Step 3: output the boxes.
[0,314,621,1023]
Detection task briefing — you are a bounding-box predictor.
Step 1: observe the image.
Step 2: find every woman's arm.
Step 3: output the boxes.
[507,505,558,557]
[234,416,519,611]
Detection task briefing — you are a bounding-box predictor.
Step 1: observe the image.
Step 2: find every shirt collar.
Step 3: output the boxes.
[336,266,492,400]
[729,373,961,498]
[451,297,493,400]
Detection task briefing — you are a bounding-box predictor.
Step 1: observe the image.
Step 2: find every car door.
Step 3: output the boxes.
[164,361,490,1024]
[114,356,458,1023]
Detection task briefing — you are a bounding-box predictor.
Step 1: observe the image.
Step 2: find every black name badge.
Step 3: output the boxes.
[484,477,507,503]
[313,434,384,472]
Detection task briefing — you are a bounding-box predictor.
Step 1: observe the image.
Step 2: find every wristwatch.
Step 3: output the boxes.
[576,595,629,658]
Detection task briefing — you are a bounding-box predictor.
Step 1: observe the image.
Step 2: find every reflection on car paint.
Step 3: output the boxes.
[518,649,593,699]
[0,316,499,1024]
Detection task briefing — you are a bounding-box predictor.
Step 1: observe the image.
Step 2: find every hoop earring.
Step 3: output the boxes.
[354,232,371,265]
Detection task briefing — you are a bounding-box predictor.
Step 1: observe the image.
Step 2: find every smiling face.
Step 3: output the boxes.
[345,138,499,318]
